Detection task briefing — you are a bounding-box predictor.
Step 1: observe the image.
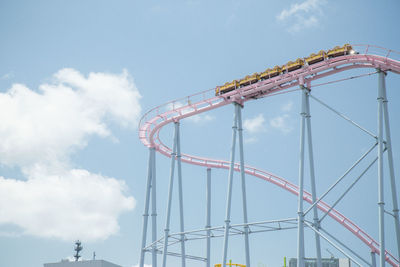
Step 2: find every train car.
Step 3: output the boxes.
[239,73,260,87]
[269,65,282,77]
[259,68,272,80]
[215,44,353,96]
[215,80,240,96]
[305,50,326,65]
[327,44,353,58]
[285,58,304,72]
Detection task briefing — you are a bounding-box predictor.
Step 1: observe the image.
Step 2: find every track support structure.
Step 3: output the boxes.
[379,70,400,260]
[222,102,251,267]
[139,147,157,267]
[297,79,322,267]
[206,168,212,267]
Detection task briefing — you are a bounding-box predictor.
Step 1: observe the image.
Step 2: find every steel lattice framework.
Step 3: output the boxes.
[138,45,400,267]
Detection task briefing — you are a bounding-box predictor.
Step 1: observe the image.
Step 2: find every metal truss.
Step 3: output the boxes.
[138,45,400,267]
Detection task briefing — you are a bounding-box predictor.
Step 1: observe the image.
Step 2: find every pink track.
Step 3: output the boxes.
[139,45,400,266]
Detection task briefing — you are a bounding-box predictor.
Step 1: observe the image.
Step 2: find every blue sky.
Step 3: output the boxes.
[0,1,399,267]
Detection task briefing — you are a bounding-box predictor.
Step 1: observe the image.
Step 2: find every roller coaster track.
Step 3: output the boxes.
[139,45,400,266]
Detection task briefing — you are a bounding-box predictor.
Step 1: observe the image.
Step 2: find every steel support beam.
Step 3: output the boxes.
[371,251,377,267]
[151,148,158,267]
[380,70,400,259]
[305,221,363,267]
[139,147,155,267]
[162,123,179,267]
[297,82,306,267]
[377,70,386,267]
[304,87,322,267]
[221,103,238,267]
[206,168,211,267]
[237,103,251,267]
[176,122,187,267]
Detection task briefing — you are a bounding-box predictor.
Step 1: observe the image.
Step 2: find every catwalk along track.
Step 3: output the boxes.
[139,45,400,267]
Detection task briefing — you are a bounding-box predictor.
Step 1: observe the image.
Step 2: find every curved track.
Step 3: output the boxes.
[139,45,400,266]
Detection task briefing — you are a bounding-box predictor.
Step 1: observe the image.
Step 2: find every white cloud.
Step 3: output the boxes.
[0,168,135,241]
[166,101,214,124]
[269,114,293,134]
[186,114,214,123]
[281,101,294,112]
[243,114,266,134]
[132,264,152,267]
[276,0,326,32]
[0,68,140,241]
[0,68,141,169]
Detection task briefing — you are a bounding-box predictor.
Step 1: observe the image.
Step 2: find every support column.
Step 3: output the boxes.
[222,103,239,267]
[297,81,306,267]
[371,251,377,267]
[162,123,179,267]
[176,122,186,267]
[304,86,322,267]
[380,70,400,259]
[377,70,386,267]
[151,148,158,267]
[206,168,211,267]
[237,103,251,267]
[139,147,155,267]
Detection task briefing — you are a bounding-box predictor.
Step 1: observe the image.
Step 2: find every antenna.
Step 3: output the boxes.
[326,248,335,259]
[74,240,83,261]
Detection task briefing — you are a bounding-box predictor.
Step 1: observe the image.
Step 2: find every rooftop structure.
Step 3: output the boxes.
[288,258,351,267]
[43,259,122,267]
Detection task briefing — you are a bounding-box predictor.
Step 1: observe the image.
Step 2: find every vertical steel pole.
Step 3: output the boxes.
[139,147,154,267]
[304,88,322,267]
[151,148,158,267]
[222,103,238,267]
[380,71,400,258]
[377,70,386,267]
[176,122,186,267]
[162,123,178,267]
[206,168,211,267]
[371,251,377,267]
[237,103,251,267]
[297,83,306,267]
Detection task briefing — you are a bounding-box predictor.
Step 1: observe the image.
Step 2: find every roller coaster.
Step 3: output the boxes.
[138,44,400,267]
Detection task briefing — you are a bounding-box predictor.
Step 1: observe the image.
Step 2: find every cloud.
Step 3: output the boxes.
[244,101,294,142]
[269,114,293,134]
[166,101,214,124]
[0,168,135,241]
[0,68,141,169]
[0,68,140,241]
[281,100,294,112]
[186,114,214,123]
[243,114,266,134]
[276,0,326,33]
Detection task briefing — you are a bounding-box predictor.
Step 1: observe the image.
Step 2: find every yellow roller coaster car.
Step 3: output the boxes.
[327,44,353,58]
[269,65,282,77]
[215,80,240,96]
[285,58,304,72]
[305,50,326,65]
[214,263,246,267]
[259,68,272,80]
[239,73,260,87]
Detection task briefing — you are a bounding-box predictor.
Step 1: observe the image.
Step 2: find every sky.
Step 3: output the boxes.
[0,0,399,267]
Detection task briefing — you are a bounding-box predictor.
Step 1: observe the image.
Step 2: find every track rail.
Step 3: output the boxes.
[138,45,400,266]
